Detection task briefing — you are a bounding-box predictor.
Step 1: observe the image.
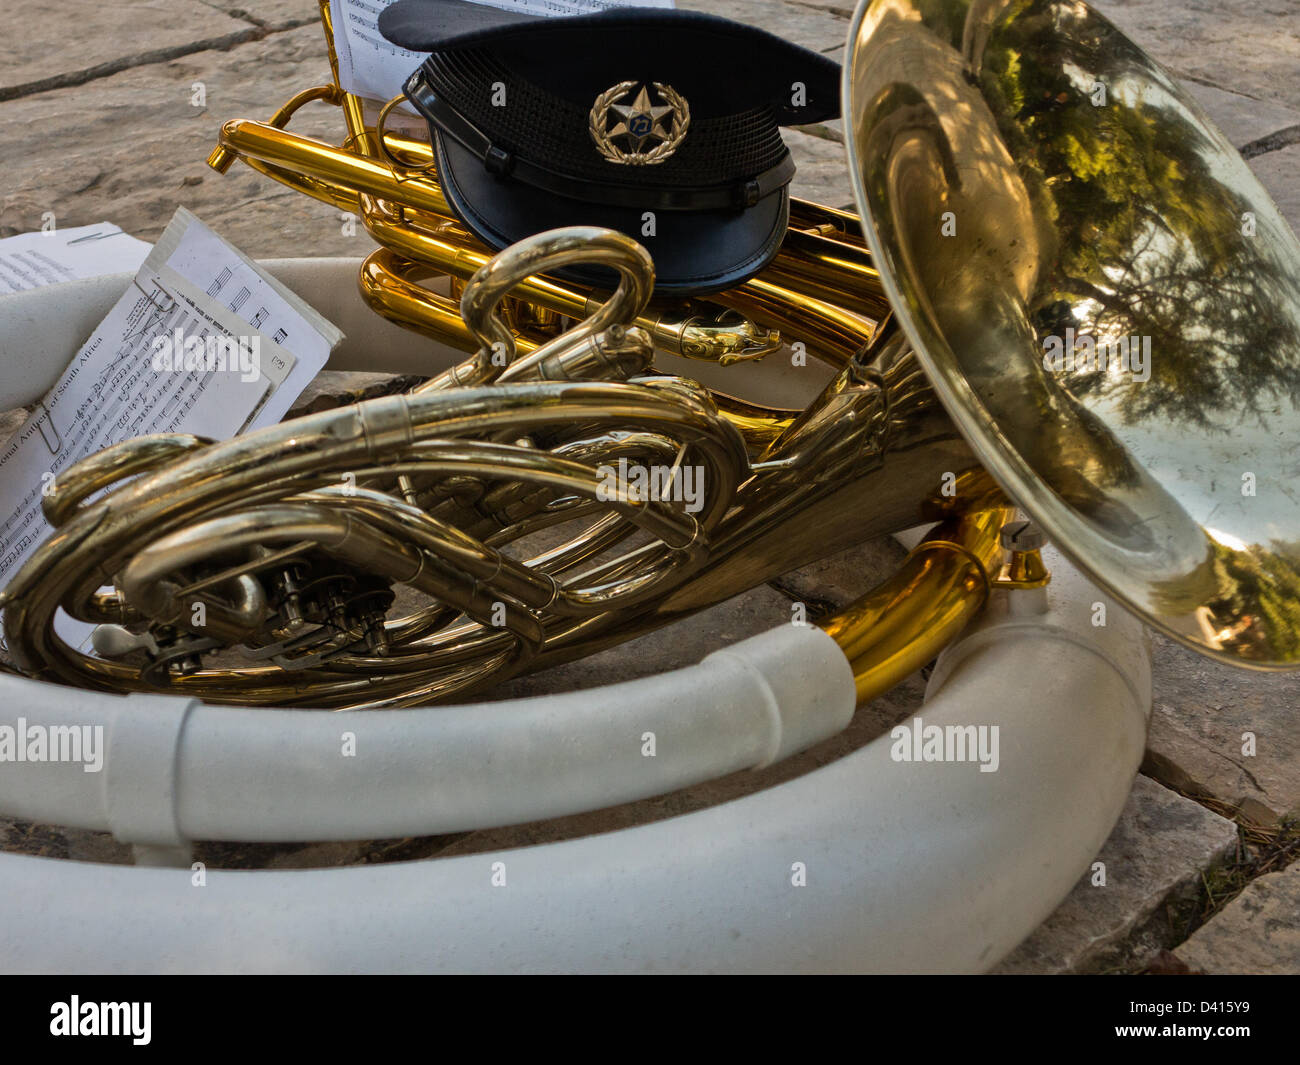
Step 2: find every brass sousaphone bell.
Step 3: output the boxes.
[847,0,1300,671]
[4,0,1299,707]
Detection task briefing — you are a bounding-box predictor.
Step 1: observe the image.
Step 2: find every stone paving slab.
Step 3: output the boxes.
[1183,82,1300,154]
[994,776,1239,974]
[769,536,908,614]
[203,0,326,29]
[1251,144,1300,235]
[0,22,361,259]
[1175,861,1300,974]
[1092,0,1300,113]
[0,0,251,98]
[680,0,848,52]
[1143,634,1300,826]
[785,127,857,209]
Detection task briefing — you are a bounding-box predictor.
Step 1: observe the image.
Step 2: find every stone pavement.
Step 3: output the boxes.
[1,0,1298,972]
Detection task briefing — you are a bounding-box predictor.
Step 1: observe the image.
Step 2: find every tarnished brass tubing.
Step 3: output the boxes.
[820,506,1013,705]
[1,373,750,704]
[432,225,655,391]
[120,504,546,647]
[371,206,609,320]
[43,434,211,528]
[702,396,796,453]
[357,251,798,451]
[207,82,344,172]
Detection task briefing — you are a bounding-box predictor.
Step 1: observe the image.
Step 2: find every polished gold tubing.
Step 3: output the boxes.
[211,119,455,217]
[358,251,547,354]
[820,506,1013,705]
[207,121,886,347]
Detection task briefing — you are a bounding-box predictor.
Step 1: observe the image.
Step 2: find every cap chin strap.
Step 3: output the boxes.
[403,70,795,213]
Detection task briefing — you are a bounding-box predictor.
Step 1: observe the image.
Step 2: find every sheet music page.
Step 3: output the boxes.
[0,207,343,652]
[0,222,152,294]
[330,0,675,108]
[331,0,428,115]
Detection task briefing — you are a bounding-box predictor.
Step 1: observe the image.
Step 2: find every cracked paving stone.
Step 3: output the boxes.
[0,23,368,260]
[286,371,421,415]
[1143,633,1300,825]
[1175,860,1300,974]
[1093,0,1300,113]
[0,0,250,98]
[994,775,1239,974]
[791,119,844,145]
[200,0,324,30]
[770,536,909,617]
[1250,143,1300,235]
[787,0,856,18]
[191,839,365,870]
[1184,82,1300,154]
[1,818,69,860]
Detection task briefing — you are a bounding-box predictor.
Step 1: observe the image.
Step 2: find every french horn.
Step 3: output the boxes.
[4,0,1300,711]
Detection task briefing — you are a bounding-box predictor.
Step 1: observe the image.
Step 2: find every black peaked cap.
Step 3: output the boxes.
[378,0,843,295]
[379,1,842,125]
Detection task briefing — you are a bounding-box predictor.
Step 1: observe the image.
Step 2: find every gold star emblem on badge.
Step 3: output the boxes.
[589,80,691,166]
[607,85,676,152]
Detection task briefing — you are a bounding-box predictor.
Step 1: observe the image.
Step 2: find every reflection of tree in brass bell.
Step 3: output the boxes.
[983,7,1300,432]
[846,0,1300,666]
[1199,540,1300,663]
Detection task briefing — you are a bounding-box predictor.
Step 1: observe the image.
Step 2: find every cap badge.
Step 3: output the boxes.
[589,81,690,166]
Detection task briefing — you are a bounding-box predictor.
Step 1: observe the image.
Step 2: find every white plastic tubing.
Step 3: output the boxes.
[0,262,1151,972]
[0,626,856,843]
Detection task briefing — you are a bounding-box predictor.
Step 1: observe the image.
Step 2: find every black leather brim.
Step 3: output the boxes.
[436,133,789,296]
[381,0,547,48]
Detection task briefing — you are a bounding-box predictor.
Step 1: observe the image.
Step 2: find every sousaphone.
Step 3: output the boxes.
[1,0,1299,976]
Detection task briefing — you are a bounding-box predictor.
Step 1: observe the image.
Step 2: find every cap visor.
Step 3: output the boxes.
[379,0,540,51]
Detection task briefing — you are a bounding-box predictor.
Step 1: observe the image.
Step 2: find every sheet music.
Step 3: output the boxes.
[0,222,151,294]
[331,0,427,115]
[0,207,343,651]
[330,0,675,109]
